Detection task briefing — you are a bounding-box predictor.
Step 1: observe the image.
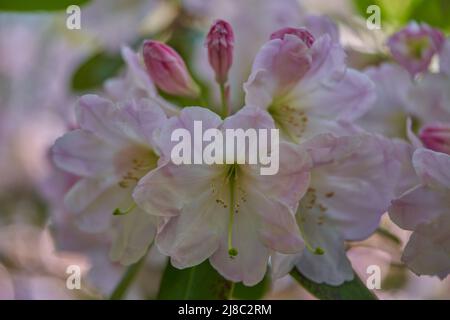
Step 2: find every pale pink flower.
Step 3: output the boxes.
[272,133,401,285]
[206,19,234,84]
[407,73,450,124]
[52,94,167,265]
[387,22,445,76]
[244,27,375,143]
[142,41,200,98]
[389,148,450,279]
[358,63,414,138]
[133,106,311,285]
[304,15,339,44]
[360,60,450,139]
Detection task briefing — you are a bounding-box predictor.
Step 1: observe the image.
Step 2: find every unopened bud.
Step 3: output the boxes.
[206,19,234,84]
[143,40,199,97]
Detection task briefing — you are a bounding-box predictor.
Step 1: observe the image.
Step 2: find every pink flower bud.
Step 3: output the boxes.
[267,27,314,90]
[270,27,315,48]
[419,123,450,155]
[387,22,445,76]
[206,19,234,84]
[143,40,199,97]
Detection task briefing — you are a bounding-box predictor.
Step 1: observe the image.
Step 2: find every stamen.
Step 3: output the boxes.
[269,103,308,143]
[227,164,238,258]
[113,203,136,216]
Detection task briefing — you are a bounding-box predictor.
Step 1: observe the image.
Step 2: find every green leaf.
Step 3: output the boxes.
[290,268,378,300]
[71,51,123,92]
[157,260,233,300]
[233,275,270,300]
[0,0,91,11]
[409,0,450,31]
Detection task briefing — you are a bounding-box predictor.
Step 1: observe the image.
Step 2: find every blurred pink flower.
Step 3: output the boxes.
[389,148,450,279]
[387,22,445,76]
[359,63,413,138]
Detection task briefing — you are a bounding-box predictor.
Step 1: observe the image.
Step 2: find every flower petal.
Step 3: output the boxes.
[156,106,222,160]
[52,129,117,177]
[246,142,312,212]
[413,148,450,189]
[222,105,275,130]
[76,184,132,233]
[133,162,220,217]
[305,15,339,43]
[271,252,302,279]
[250,189,304,254]
[110,209,157,265]
[76,94,128,145]
[296,34,346,93]
[295,210,354,285]
[358,63,413,138]
[64,177,116,215]
[402,213,450,279]
[389,185,448,230]
[210,204,270,286]
[156,190,227,268]
[114,98,167,147]
[408,73,450,124]
[310,134,400,240]
[296,69,376,121]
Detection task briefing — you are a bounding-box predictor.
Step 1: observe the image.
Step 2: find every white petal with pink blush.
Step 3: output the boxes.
[133,106,311,285]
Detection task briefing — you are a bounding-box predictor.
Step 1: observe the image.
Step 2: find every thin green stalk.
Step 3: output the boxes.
[109,250,149,300]
[220,83,228,118]
[228,282,235,300]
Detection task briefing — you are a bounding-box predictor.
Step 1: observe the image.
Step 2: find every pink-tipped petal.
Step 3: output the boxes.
[143,40,199,97]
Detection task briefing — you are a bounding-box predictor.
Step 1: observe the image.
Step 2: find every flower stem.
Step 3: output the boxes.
[109,250,149,300]
[220,83,228,118]
[228,282,235,300]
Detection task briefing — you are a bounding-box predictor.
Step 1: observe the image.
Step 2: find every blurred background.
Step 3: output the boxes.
[0,0,449,299]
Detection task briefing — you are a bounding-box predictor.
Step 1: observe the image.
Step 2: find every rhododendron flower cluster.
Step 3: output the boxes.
[50,13,450,295]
